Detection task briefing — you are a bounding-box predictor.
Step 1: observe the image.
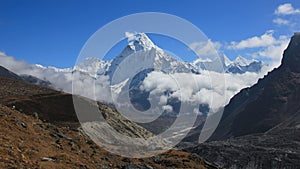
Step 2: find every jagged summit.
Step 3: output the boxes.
[120,33,159,57]
[108,32,198,78]
[128,33,156,51]
[234,55,256,66]
[193,53,265,74]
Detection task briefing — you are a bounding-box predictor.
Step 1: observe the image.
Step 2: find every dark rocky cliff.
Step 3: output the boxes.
[211,33,300,140]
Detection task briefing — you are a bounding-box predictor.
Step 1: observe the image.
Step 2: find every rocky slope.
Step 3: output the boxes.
[188,33,300,168]
[211,32,300,140]
[0,77,78,127]
[0,104,214,169]
[0,67,219,168]
[0,76,160,139]
[188,127,300,168]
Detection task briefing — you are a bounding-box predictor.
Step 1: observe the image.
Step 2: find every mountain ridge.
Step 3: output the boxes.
[0,65,52,88]
[186,32,300,169]
[210,32,300,140]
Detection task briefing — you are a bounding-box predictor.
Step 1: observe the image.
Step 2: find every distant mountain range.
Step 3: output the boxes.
[26,33,266,85]
[0,33,268,107]
[74,33,266,76]
[193,54,266,74]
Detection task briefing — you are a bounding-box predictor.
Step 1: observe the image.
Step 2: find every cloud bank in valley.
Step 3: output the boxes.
[140,70,267,113]
[0,52,269,113]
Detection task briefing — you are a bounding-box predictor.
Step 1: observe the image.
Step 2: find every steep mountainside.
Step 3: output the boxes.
[0,76,160,139]
[187,33,300,169]
[210,33,300,140]
[0,77,78,127]
[188,127,300,168]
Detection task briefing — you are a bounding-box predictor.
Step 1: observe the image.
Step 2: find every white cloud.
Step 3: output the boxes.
[253,35,289,68]
[0,52,73,92]
[273,18,290,25]
[275,3,300,15]
[125,31,137,41]
[0,52,113,103]
[189,39,221,57]
[140,70,267,112]
[228,30,276,50]
[227,30,290,69]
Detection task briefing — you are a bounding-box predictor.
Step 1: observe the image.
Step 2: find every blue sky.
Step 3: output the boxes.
[0,0,299,68]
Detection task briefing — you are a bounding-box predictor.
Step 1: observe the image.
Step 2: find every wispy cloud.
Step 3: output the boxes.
[228,30,276,50]
[189,40,222,57]
[226,29,290,69]
[273,3,300,32]
[273,18,290,25]
[252,35,289,68]
[275,3,300,15]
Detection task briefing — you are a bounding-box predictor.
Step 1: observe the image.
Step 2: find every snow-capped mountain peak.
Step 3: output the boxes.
[34,64,73,73]
[128,33,156,51]
[192,54,265,74]
[222,54,232,67]
[234,55,255,66]
[120,33,160,58]
[107,33,199,79]
[226,56,265,74]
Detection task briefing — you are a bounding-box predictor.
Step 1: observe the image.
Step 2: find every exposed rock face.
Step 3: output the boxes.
[281,33,300,73]
[211,33,300,140]
[188,33,300,168]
